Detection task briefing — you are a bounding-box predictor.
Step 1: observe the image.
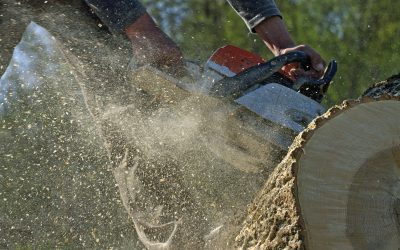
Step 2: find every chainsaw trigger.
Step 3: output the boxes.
[295,60,337,102]
[294,60,337,89]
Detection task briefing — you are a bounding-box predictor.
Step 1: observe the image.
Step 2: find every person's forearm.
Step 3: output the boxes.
[228,0,325,76]
[255,16,325,76]
[254,16,296,56]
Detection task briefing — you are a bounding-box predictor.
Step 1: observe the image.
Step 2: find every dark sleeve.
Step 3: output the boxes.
[226,0,282,32]
[84,0,147,33]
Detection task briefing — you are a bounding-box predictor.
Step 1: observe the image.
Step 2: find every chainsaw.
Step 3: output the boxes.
[204,45,337,133]
[130,45,337,147]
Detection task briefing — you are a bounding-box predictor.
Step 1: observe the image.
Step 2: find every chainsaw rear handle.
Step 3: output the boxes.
[208,51,336,99]
[292,59,337,91]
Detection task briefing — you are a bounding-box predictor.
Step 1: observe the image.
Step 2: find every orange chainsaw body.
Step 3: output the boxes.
[207,45,291,78]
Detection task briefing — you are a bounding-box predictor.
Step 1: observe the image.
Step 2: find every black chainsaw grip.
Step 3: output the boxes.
[295,59,337,103]
[208,51,310,98]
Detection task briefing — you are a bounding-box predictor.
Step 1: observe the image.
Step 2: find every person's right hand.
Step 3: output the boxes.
[254,16,326,81]
[279,44,326,80]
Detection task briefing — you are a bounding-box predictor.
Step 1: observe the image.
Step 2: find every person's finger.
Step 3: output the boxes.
[301,46,325,76]
[290,68,321,80]
[308,52,325,75]
[279,45,326,79]
[302,69,320,78]
[290,68,305,78]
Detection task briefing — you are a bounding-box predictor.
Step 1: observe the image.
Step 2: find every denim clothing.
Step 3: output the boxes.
[84,0,147,33]
[227,0,281,32]
[84,0,281,33]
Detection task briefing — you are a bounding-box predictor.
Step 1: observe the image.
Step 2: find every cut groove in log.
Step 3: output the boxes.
[236,96,400,249]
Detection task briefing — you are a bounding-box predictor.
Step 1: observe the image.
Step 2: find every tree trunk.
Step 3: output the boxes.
[235,75,400,249]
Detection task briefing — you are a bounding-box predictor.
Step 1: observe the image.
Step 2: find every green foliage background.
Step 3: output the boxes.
[144,0,400,106]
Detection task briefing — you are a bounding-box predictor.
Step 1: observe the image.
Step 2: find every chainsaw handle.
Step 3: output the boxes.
[208,51,310,98]
[292,59,338,102]
[292,60,337,90]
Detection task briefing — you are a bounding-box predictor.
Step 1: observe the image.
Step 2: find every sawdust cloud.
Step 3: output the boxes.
[0,1,284,249]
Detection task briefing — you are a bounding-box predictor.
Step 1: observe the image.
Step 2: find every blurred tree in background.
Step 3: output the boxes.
[143,0,400,106]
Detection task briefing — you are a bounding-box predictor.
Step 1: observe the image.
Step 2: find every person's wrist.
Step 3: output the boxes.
[125,13,158,40]
[254,16,296,55]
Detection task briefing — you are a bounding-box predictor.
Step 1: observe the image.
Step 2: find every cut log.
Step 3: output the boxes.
[235,75,400,249]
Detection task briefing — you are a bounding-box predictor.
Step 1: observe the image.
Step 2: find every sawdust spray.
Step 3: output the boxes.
[0,1,285,249]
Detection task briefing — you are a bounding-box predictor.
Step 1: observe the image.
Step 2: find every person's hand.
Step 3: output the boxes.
[279,44,326,80]
[254,17,326,80]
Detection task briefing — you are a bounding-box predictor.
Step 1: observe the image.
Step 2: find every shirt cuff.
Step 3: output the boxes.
[245,8,282,33]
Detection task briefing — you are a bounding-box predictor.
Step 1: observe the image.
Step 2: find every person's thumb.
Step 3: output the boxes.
[314,61,324,72]
[308,51,325,74]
